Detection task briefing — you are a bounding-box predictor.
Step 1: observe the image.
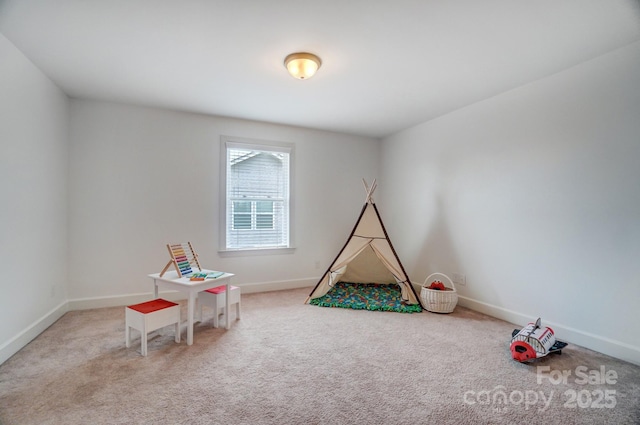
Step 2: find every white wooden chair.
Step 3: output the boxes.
[125,298,181,356]
[198,285,241,328]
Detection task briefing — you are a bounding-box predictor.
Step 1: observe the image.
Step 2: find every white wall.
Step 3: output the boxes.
[68,100,379,304]
[3,29,638,366]
[380,41,640,364]
[0,34,69,364]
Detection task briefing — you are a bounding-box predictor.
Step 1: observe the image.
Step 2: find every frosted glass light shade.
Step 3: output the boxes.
[284,52,321,80]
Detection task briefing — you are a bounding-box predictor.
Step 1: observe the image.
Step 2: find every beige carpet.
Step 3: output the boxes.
[1,287,639,424]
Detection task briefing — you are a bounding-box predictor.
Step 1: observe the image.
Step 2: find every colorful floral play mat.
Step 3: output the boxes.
[309,282,422,313]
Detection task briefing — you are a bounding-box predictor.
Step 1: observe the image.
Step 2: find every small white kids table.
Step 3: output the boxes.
[147,269,235,345]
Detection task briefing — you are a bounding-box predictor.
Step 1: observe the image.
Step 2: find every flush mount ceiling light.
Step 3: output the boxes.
[284,52,322,80]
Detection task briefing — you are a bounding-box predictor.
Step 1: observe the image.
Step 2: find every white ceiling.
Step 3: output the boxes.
[1,1,639,138]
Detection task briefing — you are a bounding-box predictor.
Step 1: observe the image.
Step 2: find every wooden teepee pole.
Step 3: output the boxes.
[362,178,377,204]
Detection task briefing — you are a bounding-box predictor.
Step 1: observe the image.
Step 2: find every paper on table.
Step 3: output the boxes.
[189,271,224,280]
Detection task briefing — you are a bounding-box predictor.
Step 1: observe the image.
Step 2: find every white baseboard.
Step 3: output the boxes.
[0,301,69,365]
[236,277,316,294]
[67,278,316,311]
[457,295,640,366]
[67,292,186,311]
[5,281,637,367]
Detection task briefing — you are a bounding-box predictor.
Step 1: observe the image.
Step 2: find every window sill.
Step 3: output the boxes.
[218,247,296,257]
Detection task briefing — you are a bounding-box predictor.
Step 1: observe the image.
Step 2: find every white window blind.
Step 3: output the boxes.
[223,140,291,250]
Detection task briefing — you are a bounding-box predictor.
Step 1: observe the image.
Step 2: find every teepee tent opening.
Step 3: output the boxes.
[307,180,423,310]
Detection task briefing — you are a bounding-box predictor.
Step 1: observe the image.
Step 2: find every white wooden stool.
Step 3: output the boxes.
[125,298,180,356]
[198,285,241,328]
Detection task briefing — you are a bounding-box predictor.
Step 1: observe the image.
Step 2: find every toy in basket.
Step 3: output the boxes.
[420,272,458,313]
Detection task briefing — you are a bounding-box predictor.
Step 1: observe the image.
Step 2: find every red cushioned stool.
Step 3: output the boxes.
[125,298,180,356]
[198,285,241,328]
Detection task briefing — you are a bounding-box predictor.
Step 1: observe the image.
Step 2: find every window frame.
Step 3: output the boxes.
[219,136,295,256]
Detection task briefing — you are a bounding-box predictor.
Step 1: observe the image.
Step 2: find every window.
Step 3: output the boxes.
[221,137,293,251]
[232,201,274,230]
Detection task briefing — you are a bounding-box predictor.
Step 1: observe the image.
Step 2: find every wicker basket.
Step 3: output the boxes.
[420,272,458,313]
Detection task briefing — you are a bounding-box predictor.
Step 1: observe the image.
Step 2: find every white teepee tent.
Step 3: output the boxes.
[307,180,422,308]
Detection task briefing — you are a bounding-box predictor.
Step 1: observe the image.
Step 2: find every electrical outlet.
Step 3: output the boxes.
[452,273,466,286]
